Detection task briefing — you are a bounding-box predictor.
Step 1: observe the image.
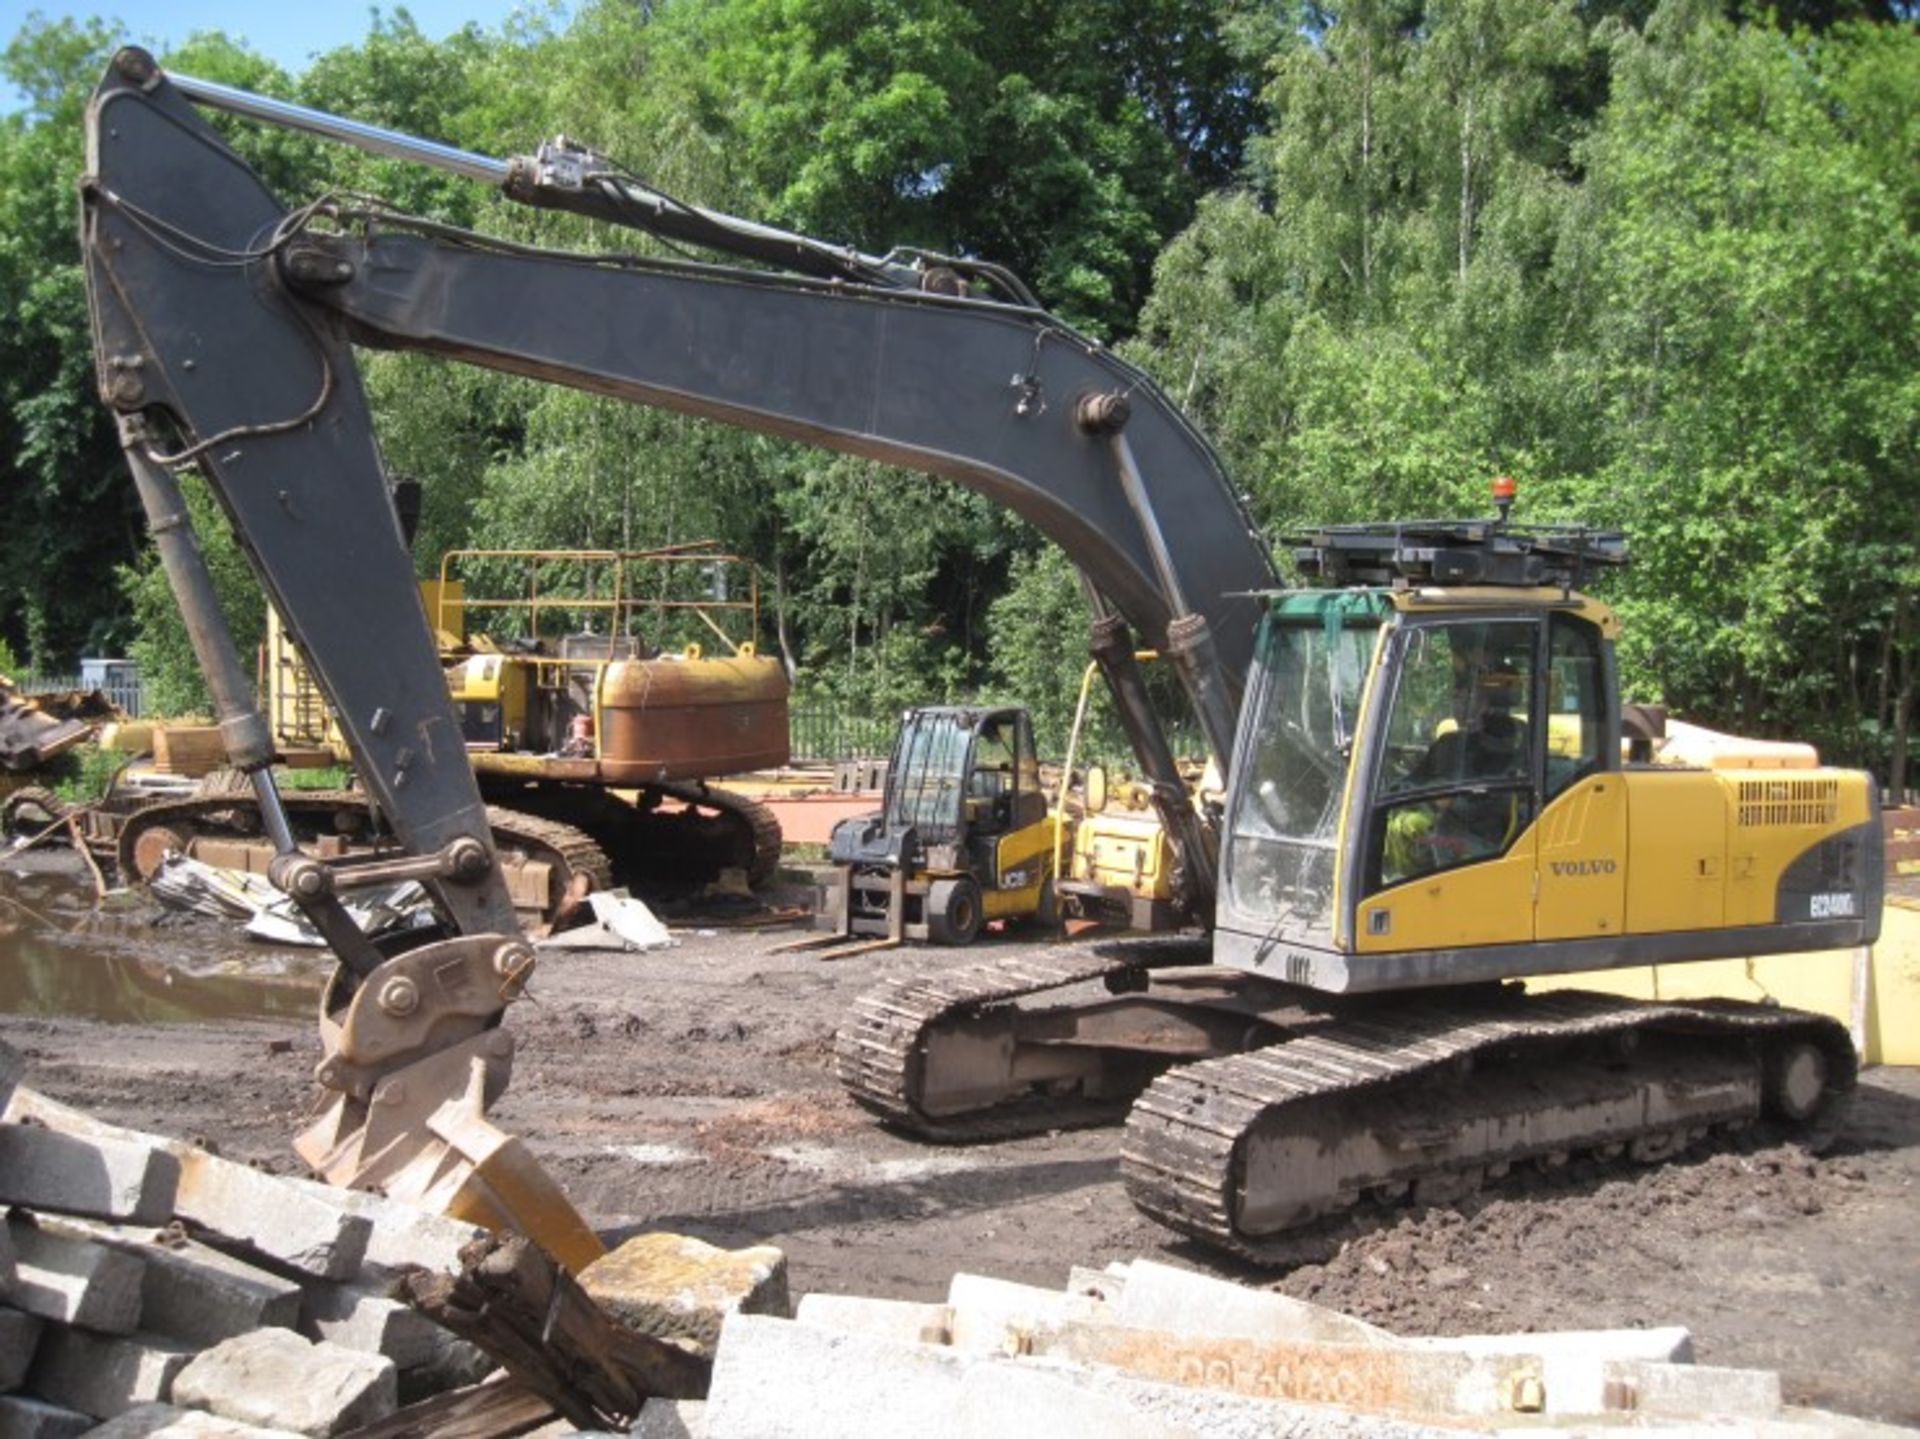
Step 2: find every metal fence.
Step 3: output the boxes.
[788,706,896,763]
[15,673,146,718]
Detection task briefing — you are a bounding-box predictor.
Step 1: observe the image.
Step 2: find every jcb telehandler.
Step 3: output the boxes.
[804,705,1057,955]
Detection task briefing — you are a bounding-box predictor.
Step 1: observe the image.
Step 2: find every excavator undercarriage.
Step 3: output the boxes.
[838,951,1856,1262]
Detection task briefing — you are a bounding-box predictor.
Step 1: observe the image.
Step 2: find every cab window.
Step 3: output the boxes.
[1371,619,1537,890]
[1545,616,1605,798]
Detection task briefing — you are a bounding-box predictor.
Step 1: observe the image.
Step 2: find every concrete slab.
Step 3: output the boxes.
[1031,1320,1504,1417]
[0,1395,92,1439]
[0,1126,178,1225]
[952,1363,1200,1439]
[172,1328,396,1438]
[1409,1327,1695,1365]
[299,1283,440,1369]
[1064,1266,1125,1306]
[0,1307,43,1393]
[26,1327,194,1420]
[5,1214,144,1333]
[579,1234,789,1356]
[792,1294,951,1346]
[41,1220,301,1349]
[633,1399,706,1439]
[1592,1357,1782,1420]
[281,1179,483,1280]
[703,1313,977,1438]
[84,1403,303,1439]
[0,1092,368,1284]
[945,1273,1102,1354]
[1036,1356,1462,1439]
[1111,1261,1398,1349]
[173,1154,369,1283]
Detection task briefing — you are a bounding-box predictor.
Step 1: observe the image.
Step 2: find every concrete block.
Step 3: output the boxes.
[174,1155,369,1283]
[634,1399,705,1439]
[0,1208,15,1295]
[1110,1261,1397,1349]
[84,1403,301,1439]
[704,1313,977,1438]
[0,1307,43,1392]
[945,1273,1102,1354]
[579,1234,788,1357]
[0,1126,178,1225]
[26,1327,194,1420]
[4,1215,144,1333]
[45,1220,301,1349]
[1410,1326,1694,1365]
[792,1294,950,1346]
[282,1179,483,1280]
[0,1396,92,1439]
[299,1284,439,1368]
[172,1328,396,1437]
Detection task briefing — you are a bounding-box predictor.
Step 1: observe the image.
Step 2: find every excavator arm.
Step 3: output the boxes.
[79,50,1276,1258]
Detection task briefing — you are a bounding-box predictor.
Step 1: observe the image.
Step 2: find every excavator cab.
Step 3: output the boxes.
[1216,521,1882,994]
[817,706,1056,949]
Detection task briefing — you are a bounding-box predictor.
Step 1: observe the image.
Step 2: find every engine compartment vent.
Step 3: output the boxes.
[1737,777,1839,828]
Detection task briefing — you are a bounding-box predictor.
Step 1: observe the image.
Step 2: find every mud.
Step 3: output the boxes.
[3,849,1916,1424]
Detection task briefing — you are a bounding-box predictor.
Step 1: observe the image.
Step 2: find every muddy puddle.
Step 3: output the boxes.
[0,856,326,1025]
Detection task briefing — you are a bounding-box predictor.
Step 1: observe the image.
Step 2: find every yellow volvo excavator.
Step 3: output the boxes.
[77,52,1881,1268]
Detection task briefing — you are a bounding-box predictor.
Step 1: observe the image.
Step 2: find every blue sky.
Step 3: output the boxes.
[1,2,539,114]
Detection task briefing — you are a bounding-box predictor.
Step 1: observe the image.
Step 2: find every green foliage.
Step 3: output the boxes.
[52,742,130,806]
[1559,6,1919,757]
[117,473,264,718]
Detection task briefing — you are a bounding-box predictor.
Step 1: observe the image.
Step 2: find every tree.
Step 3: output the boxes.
[1562,5,1918,767]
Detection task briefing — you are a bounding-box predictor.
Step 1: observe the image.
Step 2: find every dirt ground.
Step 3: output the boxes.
[3,849,1916,1425]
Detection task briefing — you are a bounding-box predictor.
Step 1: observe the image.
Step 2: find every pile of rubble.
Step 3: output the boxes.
[0,1037,491,1439]
[3,1030,1911,1438]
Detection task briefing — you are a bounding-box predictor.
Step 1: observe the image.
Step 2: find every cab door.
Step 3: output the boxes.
[1353,616,1540,952]
[1532,614,1628,940]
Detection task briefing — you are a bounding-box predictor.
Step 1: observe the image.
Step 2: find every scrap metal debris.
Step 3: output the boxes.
[536,887,676,953]
[0,675,116,772]
[147,852,437,945]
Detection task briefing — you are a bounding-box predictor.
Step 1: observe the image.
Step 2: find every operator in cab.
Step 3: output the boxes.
[1381,632,1532,884]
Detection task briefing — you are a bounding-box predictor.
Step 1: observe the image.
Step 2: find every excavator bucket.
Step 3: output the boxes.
[292,938,606,1274]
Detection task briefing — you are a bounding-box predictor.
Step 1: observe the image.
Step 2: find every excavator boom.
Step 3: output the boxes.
[78,50,1274,1257]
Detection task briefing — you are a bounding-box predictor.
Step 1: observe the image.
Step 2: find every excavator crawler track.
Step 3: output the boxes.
[1122,989,1856,1266]
[652,780,785,890]
[836,948,1161,1140]
[113,789,612,924]
[1,785,73,836]
[476,780,783,892]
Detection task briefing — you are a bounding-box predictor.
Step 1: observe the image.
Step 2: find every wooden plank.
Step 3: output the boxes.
[402,1234,709,1433]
